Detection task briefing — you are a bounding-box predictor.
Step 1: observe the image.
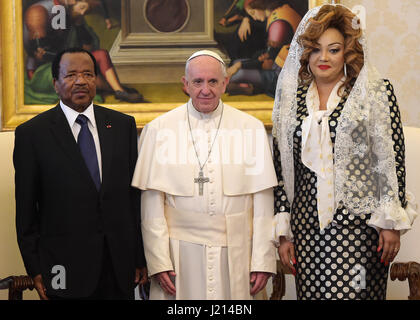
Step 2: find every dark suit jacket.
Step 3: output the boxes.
[13,104,146,299]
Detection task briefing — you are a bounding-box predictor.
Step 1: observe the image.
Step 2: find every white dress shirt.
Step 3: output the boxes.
[60,101,103,181]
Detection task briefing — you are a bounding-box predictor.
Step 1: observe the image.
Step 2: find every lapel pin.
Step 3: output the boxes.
[106,124,112,129]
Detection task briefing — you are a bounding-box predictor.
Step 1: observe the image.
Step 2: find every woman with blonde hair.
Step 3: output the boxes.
[272,4,417,299]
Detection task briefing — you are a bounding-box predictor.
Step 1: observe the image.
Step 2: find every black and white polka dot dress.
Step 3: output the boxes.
[273,79,406,300]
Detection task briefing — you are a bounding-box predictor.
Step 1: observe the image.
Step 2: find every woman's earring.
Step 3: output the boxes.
[307,64,312,76]
[344,63,347,77]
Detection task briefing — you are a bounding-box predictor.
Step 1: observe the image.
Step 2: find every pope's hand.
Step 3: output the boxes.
[154,270,176,296]
[250,271,271,295]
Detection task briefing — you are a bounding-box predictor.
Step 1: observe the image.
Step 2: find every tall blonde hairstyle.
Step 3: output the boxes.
[298,5,364,94]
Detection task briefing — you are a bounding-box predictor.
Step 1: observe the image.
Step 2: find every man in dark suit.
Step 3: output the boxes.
[13,47,147,300]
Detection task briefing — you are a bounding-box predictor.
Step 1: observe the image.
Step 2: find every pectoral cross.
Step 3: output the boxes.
[194,170,209,196]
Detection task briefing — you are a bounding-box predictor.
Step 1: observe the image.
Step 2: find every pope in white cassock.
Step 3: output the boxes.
[131,50,278,299]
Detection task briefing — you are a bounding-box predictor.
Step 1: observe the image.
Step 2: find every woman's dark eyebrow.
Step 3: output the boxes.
[315,42,343,46]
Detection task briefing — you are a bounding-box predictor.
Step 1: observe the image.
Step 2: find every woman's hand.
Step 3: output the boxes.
[378,229,400,266]
[277,236,296,276]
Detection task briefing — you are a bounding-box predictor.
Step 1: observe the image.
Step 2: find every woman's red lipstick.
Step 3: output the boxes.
[318,65,331,70]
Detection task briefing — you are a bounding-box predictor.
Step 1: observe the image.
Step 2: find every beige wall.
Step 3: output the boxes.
[386,126,420,299]
[342,0,420,127]
[0,132,38,299]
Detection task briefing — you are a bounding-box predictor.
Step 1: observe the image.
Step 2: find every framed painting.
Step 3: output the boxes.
[0,0,332,131]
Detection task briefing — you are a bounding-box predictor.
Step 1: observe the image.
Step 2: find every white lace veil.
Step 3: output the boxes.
[272,4,406,220]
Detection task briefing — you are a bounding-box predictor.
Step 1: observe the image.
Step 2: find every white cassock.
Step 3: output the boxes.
[132,100,278,300]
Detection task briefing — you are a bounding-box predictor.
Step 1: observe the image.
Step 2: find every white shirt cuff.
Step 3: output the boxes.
[272,212,294,245]
[368,191,418,235]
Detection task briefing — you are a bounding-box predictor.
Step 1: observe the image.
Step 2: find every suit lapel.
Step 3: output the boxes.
[94,105,114,196]
[49,105,98,193]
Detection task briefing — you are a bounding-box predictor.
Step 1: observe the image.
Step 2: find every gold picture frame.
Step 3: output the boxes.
[0,0,330,131]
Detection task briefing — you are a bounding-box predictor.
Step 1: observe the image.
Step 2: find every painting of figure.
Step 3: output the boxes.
[214,0,308,98]
[21,0,309,106]
[22,0,144,105]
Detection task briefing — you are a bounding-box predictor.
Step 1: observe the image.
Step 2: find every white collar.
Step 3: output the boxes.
[60,101,96,128]
[307,76,346,114]
[187,99,223,121]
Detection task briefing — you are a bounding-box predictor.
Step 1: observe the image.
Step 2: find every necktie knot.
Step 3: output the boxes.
[76,114,89,126]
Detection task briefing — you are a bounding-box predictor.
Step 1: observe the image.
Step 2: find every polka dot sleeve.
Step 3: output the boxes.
[272,137,294,241]
[367,79,418,232]
[384,79,406,207]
